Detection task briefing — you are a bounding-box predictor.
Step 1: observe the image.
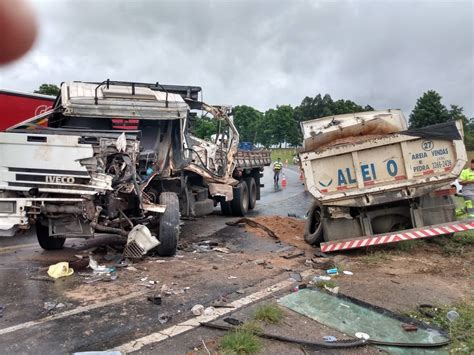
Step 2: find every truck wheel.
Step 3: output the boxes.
[36,222,65,250]
[157,192,180,256]
[245,177,257,210]
[231,181,249,217]
[221,200,233,216]
[304,201,324,245]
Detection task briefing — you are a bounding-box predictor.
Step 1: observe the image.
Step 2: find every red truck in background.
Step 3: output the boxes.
[0,89,55,131]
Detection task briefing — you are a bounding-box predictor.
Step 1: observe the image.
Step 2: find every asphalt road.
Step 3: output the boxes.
[0,165,314,354]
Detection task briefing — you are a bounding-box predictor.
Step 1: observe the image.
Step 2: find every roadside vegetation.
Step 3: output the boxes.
[253,303,284,324]
[405,299,474,353]
[220,324,262,354]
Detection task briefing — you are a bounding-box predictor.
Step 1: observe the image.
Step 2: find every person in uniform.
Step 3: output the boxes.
[459,159,474,217]
[273,158,283,185]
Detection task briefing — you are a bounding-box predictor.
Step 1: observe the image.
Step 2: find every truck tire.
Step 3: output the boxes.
[157,192,180,256]
[231,181,249,217]
[36,222,65,250]
[245,177,257,210]
[304,201,324,245]
[221,200,233,216]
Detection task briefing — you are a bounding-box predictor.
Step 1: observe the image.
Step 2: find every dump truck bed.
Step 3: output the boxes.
[300,115,466,207]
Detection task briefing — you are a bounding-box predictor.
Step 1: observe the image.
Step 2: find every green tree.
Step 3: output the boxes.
[233,105,263,144]
[409,90,450,128]
[294,93,373,123]
[34,84,60,96]
[262,105,299,147]
[191,116,217,140]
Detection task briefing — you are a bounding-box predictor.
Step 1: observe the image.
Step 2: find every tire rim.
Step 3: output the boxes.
[310,208,322,234]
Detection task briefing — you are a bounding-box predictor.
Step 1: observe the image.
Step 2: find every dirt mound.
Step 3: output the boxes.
[244,216,311,250]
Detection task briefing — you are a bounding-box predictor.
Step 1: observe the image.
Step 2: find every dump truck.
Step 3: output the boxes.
[300,109,471,252]
[0,80,270,255]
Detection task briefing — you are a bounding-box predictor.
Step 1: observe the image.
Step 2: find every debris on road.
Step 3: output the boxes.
[89,256,116,275]
[47,262,74,279]
[323,335,337,342]
[192,304,205,316]
[402,323,418,332]
[213,247,231,254]
[123,225,160,259]
[343,270,353,276]
[326,268,338,275]
[224,317,243,326]
[147,295,162,305]
[282,251,305,259]
[158,314,171,324]
[289,272,302,282]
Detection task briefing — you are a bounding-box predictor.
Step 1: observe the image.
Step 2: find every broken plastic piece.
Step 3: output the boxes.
[191,304,204,316]
[47,262,74,279]
[123,224,160,258]
[323,336,337,342]
[89,256,115,274]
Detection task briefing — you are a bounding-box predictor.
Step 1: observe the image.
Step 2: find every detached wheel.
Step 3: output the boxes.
[245,177,257,210]
[157,192,180,256]
[221,200,233,216]
[231,181,249,217]
[304,201,324,245]
[36,221,65,250]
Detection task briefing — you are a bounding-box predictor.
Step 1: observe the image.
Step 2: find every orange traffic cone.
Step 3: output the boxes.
[281,174,287,188]
[299,170,304,181]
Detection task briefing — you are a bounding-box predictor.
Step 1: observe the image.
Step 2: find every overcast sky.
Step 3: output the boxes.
[1,0,473,117]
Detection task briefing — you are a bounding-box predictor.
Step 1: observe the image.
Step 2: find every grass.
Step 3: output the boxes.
[405,298,474,353]
[220,329,262,354]
[359,250,391,264]
[269,148,298,165]
[253,303,284,324]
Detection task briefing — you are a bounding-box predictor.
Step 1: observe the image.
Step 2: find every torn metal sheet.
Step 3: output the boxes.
[208,183,233,201]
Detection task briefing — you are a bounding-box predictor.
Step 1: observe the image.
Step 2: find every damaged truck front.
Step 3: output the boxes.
[0,80,269,256]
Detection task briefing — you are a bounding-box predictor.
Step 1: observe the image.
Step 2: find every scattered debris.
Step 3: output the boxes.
[312,275,331,282]
[123,224,160,258]
[158,314,171,324]
[343,270,353,276]
[147,296,162,305]
[30,275,55,283]
[43,301,66,314]
[203,307,215,316]
[228,276,237,280]
[326,268,338,275]
[323,285,339,294]
[224,317,243,326]
[323,335,337,342]
[47,262,74,279]
[254,259,266,265]
[213,247,231,254]
[355,332,370,340]
[282,251,305,259]
[313,251,328,258]
[236,289,246,295]
[447,310,460,322]
[192,304,205,316]
[402,323,418,332]
[290,272,302,282]
[89,256,116,274]
[126,266,138,272]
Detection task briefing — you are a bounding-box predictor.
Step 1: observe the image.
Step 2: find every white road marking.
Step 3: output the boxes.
[0,291,145,336]
[111,270,313,354]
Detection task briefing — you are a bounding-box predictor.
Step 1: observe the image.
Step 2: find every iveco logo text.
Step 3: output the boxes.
[46,176,75,184]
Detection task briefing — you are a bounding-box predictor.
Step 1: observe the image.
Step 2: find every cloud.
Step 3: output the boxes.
[1,0,472,117]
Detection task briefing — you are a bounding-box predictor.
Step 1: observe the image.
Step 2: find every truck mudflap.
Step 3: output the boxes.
[320,219,474,253]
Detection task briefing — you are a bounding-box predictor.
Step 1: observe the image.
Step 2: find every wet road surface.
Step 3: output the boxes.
[0,165,314,354]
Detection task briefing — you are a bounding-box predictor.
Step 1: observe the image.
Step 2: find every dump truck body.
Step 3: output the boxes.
[300,110,468,251]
